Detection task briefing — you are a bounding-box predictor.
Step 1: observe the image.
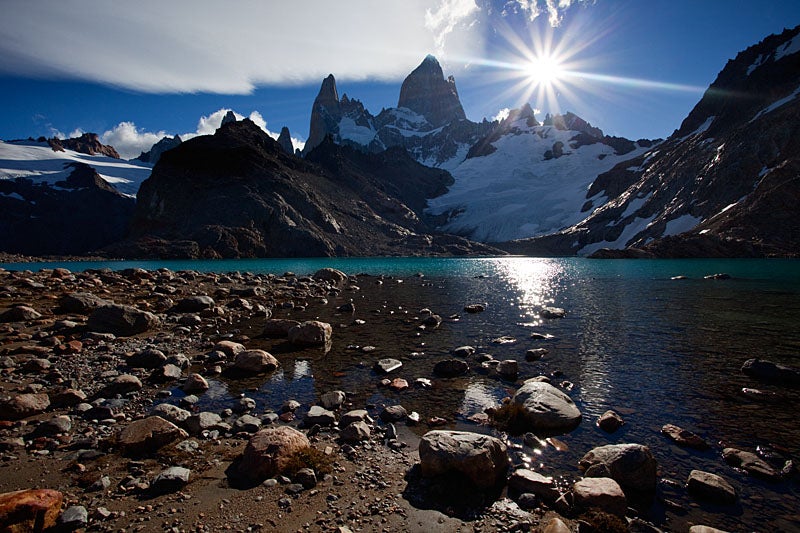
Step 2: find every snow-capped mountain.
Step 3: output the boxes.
[506,24,800,257]
[0,139,152,197]
[302,55,650,243]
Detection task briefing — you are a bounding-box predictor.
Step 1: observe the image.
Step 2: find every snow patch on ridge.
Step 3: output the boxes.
[663,214,702,236]
[426,126,649,242]
[0,141,152,196]
[751,85,800,122]
[775,33,800,61]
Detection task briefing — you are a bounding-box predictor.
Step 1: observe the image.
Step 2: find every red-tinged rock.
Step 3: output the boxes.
[236,427,310,482]
[54,340,82,355]
[0,488,63,532]
[0,393,50,421]
[389,378,409,391]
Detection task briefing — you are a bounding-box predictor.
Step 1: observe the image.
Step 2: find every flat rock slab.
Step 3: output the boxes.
[511,380,581,433]
[687,470,737,504]
[661,423,709,450]
[118,416,188,455]
[722,447,781,481]
[375,358,403,374]
[508,468,558,501]
[0,393,50,421]
[419,430,509,489]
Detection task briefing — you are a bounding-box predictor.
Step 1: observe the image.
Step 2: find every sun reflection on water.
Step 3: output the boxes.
[490,257,564,322]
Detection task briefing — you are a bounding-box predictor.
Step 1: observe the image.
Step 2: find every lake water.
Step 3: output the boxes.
[3,257,799,531]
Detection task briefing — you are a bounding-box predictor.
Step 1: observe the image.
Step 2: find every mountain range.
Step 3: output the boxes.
[0,24,798,258]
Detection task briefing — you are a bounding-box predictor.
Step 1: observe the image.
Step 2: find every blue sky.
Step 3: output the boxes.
[1,0,799,158]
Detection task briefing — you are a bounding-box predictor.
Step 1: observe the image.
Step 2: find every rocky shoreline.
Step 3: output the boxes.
[0,265,796,532]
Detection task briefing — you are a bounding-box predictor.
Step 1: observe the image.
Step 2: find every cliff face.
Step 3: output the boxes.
[504,25,800,258]
[397,55,467,128]
[48,133,121,159]
[121,119,498,258]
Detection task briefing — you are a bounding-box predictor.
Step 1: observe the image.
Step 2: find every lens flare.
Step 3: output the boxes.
[525,55,563,86]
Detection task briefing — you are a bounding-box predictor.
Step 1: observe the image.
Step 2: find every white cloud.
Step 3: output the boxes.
[0,1,483,94]
[96,109,305,159]
[100,122,168,159]
[492,108,511,121]
[513,0,588,26]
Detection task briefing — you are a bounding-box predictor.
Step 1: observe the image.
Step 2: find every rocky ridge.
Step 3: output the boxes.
[48,133,121,159]
[115,118,499,258]
[504,25,800,257]
[134,135,182,165]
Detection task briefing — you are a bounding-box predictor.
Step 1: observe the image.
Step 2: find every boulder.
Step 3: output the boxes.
[288,320,332,348]
[496,360,519,380]
[185,412,223,435]
[433,359,469,377]
[182,373,210,393]
[379,405,408,422]
[0,489,63,532]
[540,307,566,319]
[0,393,50,420]
[214,340,246,357]
[573,477,627,516]
[87,304,160,336]
[58,505,88,529]
[232,350,279,374]
[741,358,800,385]
[689,526,731,533]
[101,374,142,396]
[174,295,215,313]
[597,410,624,433]
[236,426,310,482]
[419,430,509,489]
[151,466,191,494]
[340,409,370,427]
[0,305,41,322]
[58,292,110,314]
[687,470,737,504]
[127,348,167,368]
[263,319,301,337]
[510,380,581,433]
[149,364,183,382]
[320,390,346,410]
[722,447,781,481]
[305,405,336,427]
[118,416,188,455]
[661,424,709,450]
[151,403,191,426]
[341,421,371,443]
[579,443,657,492]
[313,267,348,285]
[508,468,558,501]
[233,414,262,433]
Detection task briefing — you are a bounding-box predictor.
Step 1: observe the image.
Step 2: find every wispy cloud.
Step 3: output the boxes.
[0,1,483,94]
[94,109,306,159]
[512,0,591,26]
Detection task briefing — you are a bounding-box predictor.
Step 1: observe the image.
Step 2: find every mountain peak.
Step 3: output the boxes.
[277,126,294,155]
[397,55,466,128]
[221,110,237,127]
[302,74,342,154]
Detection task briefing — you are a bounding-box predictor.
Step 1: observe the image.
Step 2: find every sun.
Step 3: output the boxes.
[525,55,563,86]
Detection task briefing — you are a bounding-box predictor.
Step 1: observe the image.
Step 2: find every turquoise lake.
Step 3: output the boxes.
[3,257,799,531]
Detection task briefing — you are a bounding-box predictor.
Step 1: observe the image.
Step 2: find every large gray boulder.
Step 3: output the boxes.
[579,443,657,493]
[87,304,160,336]
[313,268,348,285]
[58,292,110,314]
[0,393,50,420]
[510,380,581,433]
[288,320,332,348]
[419,430,509,489]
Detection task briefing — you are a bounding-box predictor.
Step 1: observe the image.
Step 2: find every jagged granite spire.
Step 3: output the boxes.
[397,55,466,128]
[302,74,341,155]
[276,126,294,155]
